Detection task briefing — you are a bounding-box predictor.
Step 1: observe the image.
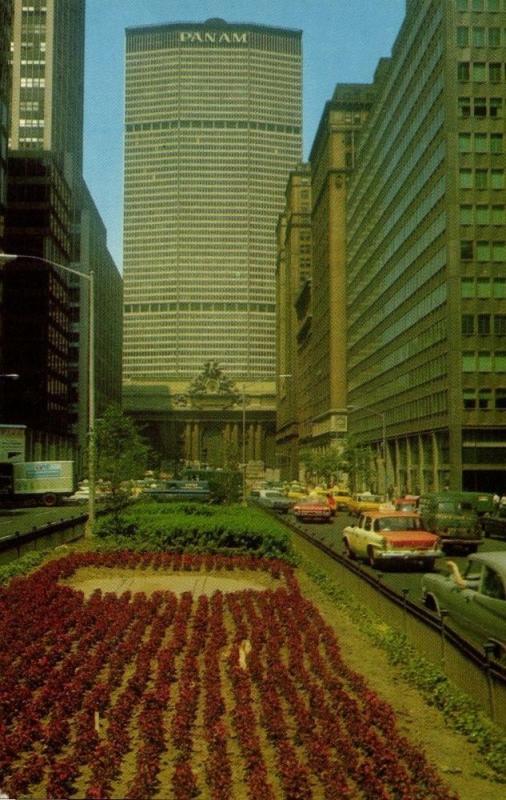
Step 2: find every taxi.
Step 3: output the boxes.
[348,492,384,517]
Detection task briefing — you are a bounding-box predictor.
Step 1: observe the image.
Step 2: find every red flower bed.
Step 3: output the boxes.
[0,551,458,799]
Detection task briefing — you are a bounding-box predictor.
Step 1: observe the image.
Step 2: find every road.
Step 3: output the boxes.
[0,502,88,541]
[290,509,506,647]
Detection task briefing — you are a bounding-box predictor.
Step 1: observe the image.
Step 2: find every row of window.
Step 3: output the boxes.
[457,0,505,10]
[462,277,506,297]
[126,119,301,134]
[459,167,504,188]
[457,26,505,47]
[458,61,506,81]
[458,131,503,153]
[463,351,506,370]
[460,204,506,224]
[124,301,276,313]
[463,388,506,410]
[458,96,502,117]
[462,313,506,334]
[461,240,506,260]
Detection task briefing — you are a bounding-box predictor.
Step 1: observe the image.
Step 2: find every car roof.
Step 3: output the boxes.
[469,551,506,580]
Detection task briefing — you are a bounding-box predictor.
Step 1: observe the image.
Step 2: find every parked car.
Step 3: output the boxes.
[421,552,506,645]
[460,491,496,517]
[249,489,292,513]
[64,485,90,505]
[329,489,354,512]
[342,511,442,569]
[348,493,383,517]
[144,480,211,502]
[481,508,506,539]
[292,495,332,523]
[418,492,482,554]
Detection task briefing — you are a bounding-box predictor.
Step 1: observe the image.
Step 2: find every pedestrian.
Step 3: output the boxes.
[493,493,500,509]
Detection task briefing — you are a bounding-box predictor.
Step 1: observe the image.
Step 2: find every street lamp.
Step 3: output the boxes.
[348,405,387,496]
[0,253,95,535]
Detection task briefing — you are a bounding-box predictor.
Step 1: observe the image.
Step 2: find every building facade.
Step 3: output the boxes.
[0,0,12,249]
[276,163,312,479]
[123,19,302,469]
[276,84,373,481]
[3,0,122,468]
[346,0,506,493]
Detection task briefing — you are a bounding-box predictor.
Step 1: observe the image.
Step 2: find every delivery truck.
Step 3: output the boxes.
[0,425,76,506]
[0,460,77,506]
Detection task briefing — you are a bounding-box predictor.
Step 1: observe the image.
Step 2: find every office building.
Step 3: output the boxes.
[346,0,506,492]
[123,19,302,469]
[0,0,12,248]
[276,84,373,479]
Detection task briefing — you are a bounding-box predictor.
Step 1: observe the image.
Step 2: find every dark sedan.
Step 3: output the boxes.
[481,508,506,539]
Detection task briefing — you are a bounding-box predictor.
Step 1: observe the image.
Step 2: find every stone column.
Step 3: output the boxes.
[185,423,192,461]
[192,422,200,462]
[248,423,255,461]
[255,423,263,461]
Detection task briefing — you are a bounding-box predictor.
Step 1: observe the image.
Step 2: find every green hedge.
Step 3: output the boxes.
[94,501,295,562]
[0,549,50,585]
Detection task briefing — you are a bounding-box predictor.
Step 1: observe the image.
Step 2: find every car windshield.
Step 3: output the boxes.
[300,496,323,505]
[373,516,421,532]
[437,501,458,513]
[265,491,285,498]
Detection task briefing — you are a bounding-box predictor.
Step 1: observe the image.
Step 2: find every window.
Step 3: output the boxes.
[495,352,506,371]
[459,132,472,152]
[472,62,486,81]
[479,388,492,409]
[472,0,484,8]
[494,315,506,334]
[461,240,474,259]
[490,97,503,118]
[475,132,487,152]
[474,97,487,117]
[489,63,502,82]
[462,277,475,297]
[491,169,504,189]
[463,351,476,371]
[478,351,492,371]
[472,27,486,46]
[488,0,500,9]
[491,205,505,224]
[463,388,476,409]
[476,205,489,224]
[477,241,490,260]
[495,388,506,409]
[462,314,475,334]
[457,26,469,46]
[460,205,473,224]
[458,96,471,116]
[457,0,468,7]
[476,169,488,188]
[491,134,503,154]
[477,278,492,296]
[488,27,501,46]
[492,242,506,261]
[458,62,470,81]
[459,168,473,188]
[493,278,506,297]
[478,313,491,334]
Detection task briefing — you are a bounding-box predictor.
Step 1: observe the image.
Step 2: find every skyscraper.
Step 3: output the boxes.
[123,19,302,385]
[9,0,85,175]
[123,19,302,469]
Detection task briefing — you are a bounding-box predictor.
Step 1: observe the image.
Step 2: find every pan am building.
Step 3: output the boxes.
[122,19,302,468]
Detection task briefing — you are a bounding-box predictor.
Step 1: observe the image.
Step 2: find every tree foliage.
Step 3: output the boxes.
[95,405,149,503]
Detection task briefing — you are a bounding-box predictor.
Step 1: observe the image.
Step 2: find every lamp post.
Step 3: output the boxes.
[0,253,95,535]
[348,405,387,496]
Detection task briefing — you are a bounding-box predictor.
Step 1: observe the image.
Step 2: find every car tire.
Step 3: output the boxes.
[423,559,435,572]
[367,547,378,568]
[42,492,57,507]
[343,539,356,560]
[423,592,440,614]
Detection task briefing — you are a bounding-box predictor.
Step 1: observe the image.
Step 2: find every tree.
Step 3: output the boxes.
[95,405,149,509]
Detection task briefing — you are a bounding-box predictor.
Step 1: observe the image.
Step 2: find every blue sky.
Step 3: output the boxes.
[84,0,405,267]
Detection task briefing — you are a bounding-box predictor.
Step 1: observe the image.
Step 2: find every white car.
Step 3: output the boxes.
[342,511,442,569]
